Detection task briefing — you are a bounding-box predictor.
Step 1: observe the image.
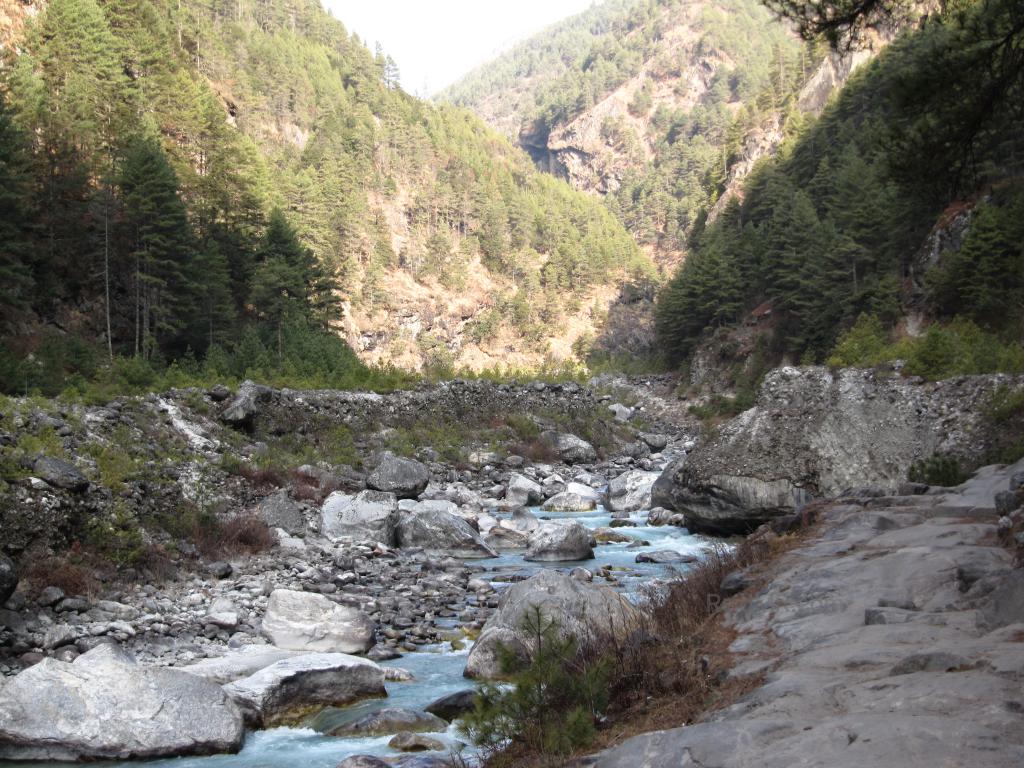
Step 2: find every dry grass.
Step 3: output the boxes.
[21,553,97,597]
[207,514,276,556]
[481,513,820,768]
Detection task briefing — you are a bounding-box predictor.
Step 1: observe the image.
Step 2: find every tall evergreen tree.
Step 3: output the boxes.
[0,94,35,320]
[119,135,194,358]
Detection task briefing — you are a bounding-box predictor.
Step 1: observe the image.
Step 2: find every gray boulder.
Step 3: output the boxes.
[327,707,447,737]
[425,689,477,721]
[389,732,447,752]
[606,470,659,513]
[639,433,669,451]
[540,431,597,464]
[465,570,641,679]
[337,757,390,768]
[256,490,306,535]
[526,521,594,562]
[337,758,389,768]
[261,589,375,654]
[485,526,529,549]
[505,473,543,507]
[223,653,385,727]
[367,452,430,499]
[0,554,16,604]
[541,491,596,512]
[394,502,496,558]
[321,490,398,543]
[220,380,273,428]
[652,366,1022,535]
[0,645,243,761]
[32,456,89,492]
[635,550,698,564]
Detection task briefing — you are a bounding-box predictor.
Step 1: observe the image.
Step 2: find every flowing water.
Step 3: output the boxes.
[16,504,711,768]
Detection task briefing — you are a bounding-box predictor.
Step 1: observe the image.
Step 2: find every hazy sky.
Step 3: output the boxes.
[324,0,599,96]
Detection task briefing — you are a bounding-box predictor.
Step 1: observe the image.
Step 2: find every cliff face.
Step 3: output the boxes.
[442,0,890,274]
[653,366,1023,533]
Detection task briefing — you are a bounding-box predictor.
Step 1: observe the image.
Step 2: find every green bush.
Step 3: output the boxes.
[982,386,1024,464]
[908,455,968,487]
[827,315,1024,380]
[460,607,610,760]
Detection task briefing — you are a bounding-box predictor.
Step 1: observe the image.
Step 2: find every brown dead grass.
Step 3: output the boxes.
[482,511,820,768]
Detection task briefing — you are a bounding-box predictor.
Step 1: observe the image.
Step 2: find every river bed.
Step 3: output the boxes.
[11,505,712,768]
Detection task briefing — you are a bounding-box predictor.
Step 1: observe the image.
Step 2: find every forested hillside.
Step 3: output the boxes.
[0,0,652,394]
[442,0,862,256]
[657,0,1024,382]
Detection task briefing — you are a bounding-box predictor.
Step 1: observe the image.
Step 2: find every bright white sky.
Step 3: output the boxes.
[324,0,599,96]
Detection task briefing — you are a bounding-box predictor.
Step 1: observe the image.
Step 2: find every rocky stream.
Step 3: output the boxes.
[1,369,1022,767]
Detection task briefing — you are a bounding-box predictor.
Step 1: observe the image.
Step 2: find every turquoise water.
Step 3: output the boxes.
[9,504,708,767]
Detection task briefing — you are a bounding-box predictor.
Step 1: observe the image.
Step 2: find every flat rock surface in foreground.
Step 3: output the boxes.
[590,459,1024,768]
[0,644,244,761]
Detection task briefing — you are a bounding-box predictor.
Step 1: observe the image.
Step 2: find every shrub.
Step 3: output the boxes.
[982,386,1024,464]
[460,607,611,762]
[827,315,1024,380]
[908,454,968,487]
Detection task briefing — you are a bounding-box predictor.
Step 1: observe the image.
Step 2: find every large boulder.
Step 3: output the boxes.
[540,431,597,464]
[256,490,306,535]
[394,502,496,558]
[367,452,430,499]
[542,491,597,512]
[222,653,385,727]
[505,473,543,507]
[651,366,1024,535]
[321,490,398,543]
[220,380,273,429]
[32,456,89,492]
[0,554,17,604]
[425,689,477,721]
[606,470,659,514]
[525,521,594,562]
[0,645,243,761]
[465,570,641,679]
[261,589,375,654]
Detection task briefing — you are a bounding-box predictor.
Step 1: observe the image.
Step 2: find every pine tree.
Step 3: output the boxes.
[0,94,35,320]
[119,135,195,358]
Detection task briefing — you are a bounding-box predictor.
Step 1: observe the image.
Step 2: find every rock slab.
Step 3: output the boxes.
[0,645,243,761]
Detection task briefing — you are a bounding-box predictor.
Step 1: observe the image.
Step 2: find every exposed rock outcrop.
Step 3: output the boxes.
[606,469,659,513]
[465,570,640,679]
[321,490,399,543]
[540,431,598,464]
[653,366,1022,534]
[32,456,89,492]
[0,554,16,605]
[0,645,243,761]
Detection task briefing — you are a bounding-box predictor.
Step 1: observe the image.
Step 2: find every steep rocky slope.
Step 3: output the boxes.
[442,0,889,262]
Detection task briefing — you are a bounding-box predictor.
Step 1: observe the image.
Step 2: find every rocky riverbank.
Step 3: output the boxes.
[1,368,1021,765]
[588,458,1024,767]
